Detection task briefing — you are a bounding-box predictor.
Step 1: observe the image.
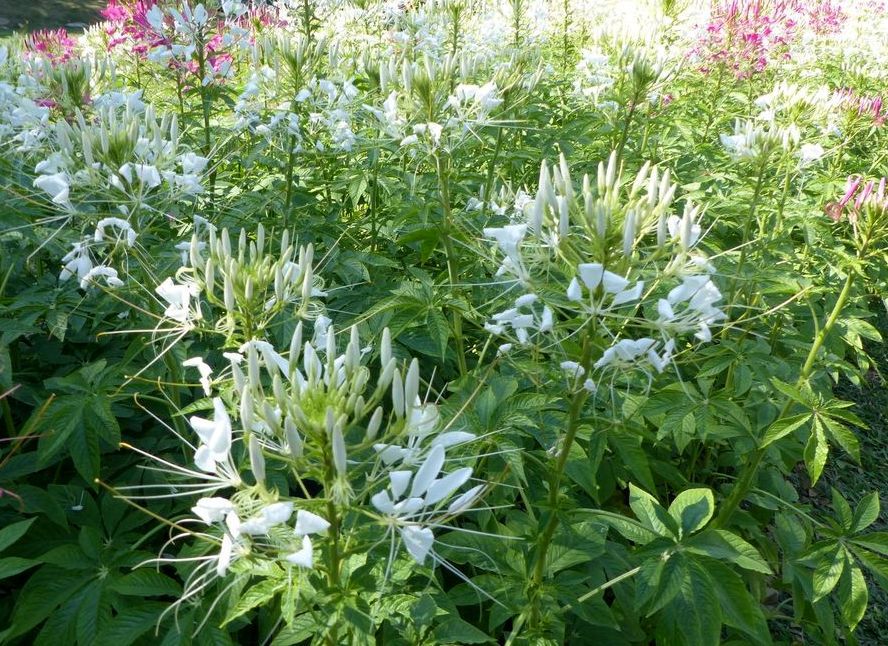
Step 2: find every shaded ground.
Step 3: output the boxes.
[0,0,104,34]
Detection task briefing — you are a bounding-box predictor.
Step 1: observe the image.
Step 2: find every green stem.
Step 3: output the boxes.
[528,337,593,627]
[715,267,858,528]
[436,154,468,377]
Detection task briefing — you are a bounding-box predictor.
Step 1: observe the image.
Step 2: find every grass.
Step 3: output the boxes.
[0,0,104,34]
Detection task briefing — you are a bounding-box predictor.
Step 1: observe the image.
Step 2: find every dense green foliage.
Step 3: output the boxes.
[1,1,888,644]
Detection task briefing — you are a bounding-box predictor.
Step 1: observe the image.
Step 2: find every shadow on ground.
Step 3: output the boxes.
[0,0,104,33]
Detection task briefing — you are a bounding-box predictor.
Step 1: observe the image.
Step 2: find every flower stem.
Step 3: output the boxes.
[528,336,593,628]
[435,154,468,377]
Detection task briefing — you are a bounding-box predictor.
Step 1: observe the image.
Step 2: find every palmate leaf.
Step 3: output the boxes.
[629,484,678,539]
[685,529,772,574]
[653,557,722,646]
[667,488,714,538]
[759,413,811,448]
[705,559,771,645]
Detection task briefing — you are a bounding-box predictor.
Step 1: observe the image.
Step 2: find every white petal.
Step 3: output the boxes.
[566,278,582,302]
[192,497,233,524]
[285,535,313,568]
[294,510,330,536]
[216,533,233,576]
[577,263,604,289]
[410,444,446,498]
[447,484,484,514]
[389,470,412,499]
[431,432,475,448]
[400,525,434,564]
[261,502,294,526]
[194,445,216,473]
[371,490,395,514]
[424,467,473,506]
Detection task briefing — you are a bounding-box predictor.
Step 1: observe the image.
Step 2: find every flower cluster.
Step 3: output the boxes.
[693,0,845,78]
[483,151,726,389]
[24,29,78,65]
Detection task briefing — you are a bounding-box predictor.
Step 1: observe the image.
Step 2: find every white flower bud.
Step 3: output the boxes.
[380,328,392,367]
[366,406,383,440]
[249,435,265,485]
[285,417,303,458]
[392,368,404,419]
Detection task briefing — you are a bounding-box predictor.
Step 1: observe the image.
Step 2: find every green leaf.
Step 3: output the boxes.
[812,546,845,601]
[686,530,772,574]
[759,413,811,448]
[667,488,714,538]
[851,493,880,533]
[653,557,722,646]
[0,556,37,579]
[851,532,888,557]
[69,417,100,483]
[629,484,678,539]
[432,617,494,644]
[610,432,656,492]
[820,415,860,462]
[804,419,829,486]
[837,564,868,631]
[0,517,36,552]
[770,378,812,406]
[112,569,183,597]
[588,510,660,545]
[636,552,685,615]
[98,602,168,643]
[75,580,104,645]
[705,559,771,645]
[831,488,853,531]
[8,566,89,637]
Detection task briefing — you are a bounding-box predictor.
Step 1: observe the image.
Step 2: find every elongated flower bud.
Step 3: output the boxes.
[392,368,404,419]
[285,417,303,458]
[366,406,384,440]
[249,435,265,485]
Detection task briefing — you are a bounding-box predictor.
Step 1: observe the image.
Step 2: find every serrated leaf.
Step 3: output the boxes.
[0,517,36,552]
[610,432,656,492]
[0,556,37,579]
[98,602,168,643]
[851,493,880,533]
[820,416,860,463]
[851,532,888,557]
[113,569,183,597]
[432,617,494,644]
[589,510,660,545]
[223,577,282,625]
[686,530,772,574]
[705,559,771,645]
[837,564,868,630]
[759,413,811,448]
[667,488,714,538]
[831,488,853,531]
[629,484,677,539]
[804,419,829,485]
[812,546,845,601]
